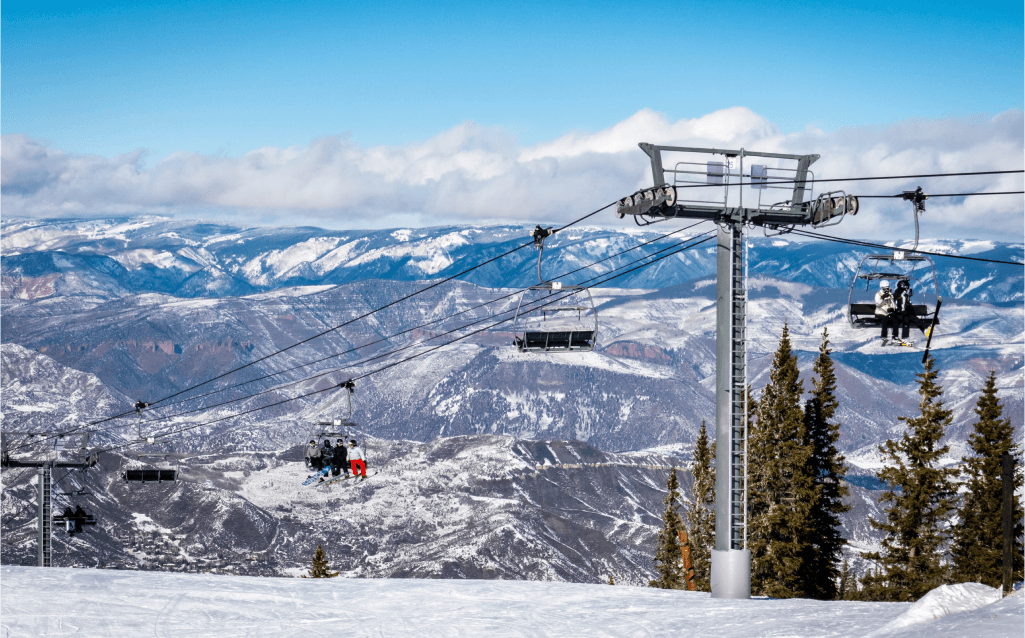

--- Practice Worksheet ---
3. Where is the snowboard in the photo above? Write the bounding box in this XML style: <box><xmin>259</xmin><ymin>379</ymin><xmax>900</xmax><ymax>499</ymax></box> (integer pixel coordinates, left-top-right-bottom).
<box><xmin>302</xmin><ymin>467</ymin><xmax>331</xmax><ymax>486</ymax></box>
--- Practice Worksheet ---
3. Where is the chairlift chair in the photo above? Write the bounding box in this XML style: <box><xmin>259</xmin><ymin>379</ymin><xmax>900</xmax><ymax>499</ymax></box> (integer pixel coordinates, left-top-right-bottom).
<box><xmin>846</xmin><ymin>251</ymin><xmax>942</xmax><ymax>333</ymax></box>
<box><xmin>304</xmin><ymin>419</ymin><xmax>361</xmax><ymax>470</ymax></box>
<box><xmin>121</xmin><ymin>452</ymin><xmax>179</xmax><ymax>484</ymax></box>
<box><xmin>120</xmin><ymin>401</ymin><xmax>180</xmax><ymax>484</ymax></box>
<box><xmin>303</xmin><ymin>379</ymin><xmax>367</xmax><ymax>470</ymax></box>
<box><xmin>847</xmin><ymin>187</ymin><xmax>945</xmax><ymax>362</ymax></box>
<box><xmin>53</xmin><ymin>506</ymin><xmax>97</xmax><ymax>535</ymax></box>
<box><xmin>513</xmin><ymin>226</ymin><xmax>598</xmax><ymax>353</ymax></box>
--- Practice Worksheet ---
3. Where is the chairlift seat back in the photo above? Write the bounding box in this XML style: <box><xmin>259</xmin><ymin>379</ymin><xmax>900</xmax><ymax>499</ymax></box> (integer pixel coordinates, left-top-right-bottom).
<box><xmin>517</xmin><ymin>330</ymin><xmax>595</xmax><ymax>352</ymax></box>
<box><xmin>849</xmin><ymin>304</ymin><xmax>937</xmax><ymax>323</ymax></box>
<box><xmin>123</xmin><ymin>469</ymin><xmax>178</xmax><ymax>483</ymax></box>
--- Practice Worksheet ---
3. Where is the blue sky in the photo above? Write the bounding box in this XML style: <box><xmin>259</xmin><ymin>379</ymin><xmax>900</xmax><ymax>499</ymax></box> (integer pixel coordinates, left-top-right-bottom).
<box><xmin>1</xmin><ymin>0</ymin><xmax>1022</xmax><ymax>238</ymax></box>
<box><xmin>4</xmin><ymin>0</ymin><xmax>1022</xmax><ymax>160</ymax></box>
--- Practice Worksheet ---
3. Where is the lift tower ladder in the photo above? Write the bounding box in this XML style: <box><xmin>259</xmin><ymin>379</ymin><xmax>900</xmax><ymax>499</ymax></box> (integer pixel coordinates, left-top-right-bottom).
<box><xmin>38</xmin><ymin>465</ymin><xmax>52</xmax><ymax>567</ymax></box>
<box><xmin>616</xmin><ymin>144</ymin><xmax>854</xmax><ymax>599</ymax></box>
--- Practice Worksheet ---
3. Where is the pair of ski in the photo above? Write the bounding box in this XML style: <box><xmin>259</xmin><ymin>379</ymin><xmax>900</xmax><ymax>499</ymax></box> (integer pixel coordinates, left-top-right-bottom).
<box><xmin>302</xmin><ymin>468</ymin><xmax>373</xmax><ymax>487</ymax></box>
<box><xmin>883</xmin><ymin>338</ymin><xmax>915</xmax><ymax>348</ymax></box>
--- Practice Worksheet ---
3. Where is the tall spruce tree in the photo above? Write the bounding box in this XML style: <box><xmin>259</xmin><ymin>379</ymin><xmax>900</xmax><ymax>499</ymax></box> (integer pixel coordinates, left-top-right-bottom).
<box><xmin>804</xmin><ymin>328</ymin><xmax>851</xmax><ymax>600</ymax></box>
<box><xmin>951</xmin><ymin>371</ymin><xmax>1024</xmax><ymax>587</ymax></box>
<box><xmin>686</xmin><ymin>421</ymin><xmax>715</xmax><ymax>592</ymax></box>
<box><xmin>302</xmin><ymin>543</ymin><xmax>340</xmax><ymax>578</ymax></box>
<box><xmin>650</xmin><ymin>467</ymin><xmax>687</xmax><ymax>589</ymax></box>
<box><xmin>747</xmin><ymin>323</ymin><xmax>817</xmax><ymax>598</ymax></box>
<box><xmin>862</xmin><ymin>356</ymin><xmax>957</xmax><ymax>601</ymax></box>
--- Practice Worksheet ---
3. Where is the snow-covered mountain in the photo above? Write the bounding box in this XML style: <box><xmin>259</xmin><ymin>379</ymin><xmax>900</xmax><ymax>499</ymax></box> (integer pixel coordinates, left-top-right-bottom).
<box><xmin>2</xmin><ymin>217</ymin><xmax>1022</xmax><ymax>302</ymax></box>
<box><xmin>0</xmin><ymin>345</ymin><xmax>889</xmax><ymax>585</ymax></box>
<box><xmin>2</xmin><ymin>217</ymin><xmax>1022</xmax><ymax>584</ymax></box>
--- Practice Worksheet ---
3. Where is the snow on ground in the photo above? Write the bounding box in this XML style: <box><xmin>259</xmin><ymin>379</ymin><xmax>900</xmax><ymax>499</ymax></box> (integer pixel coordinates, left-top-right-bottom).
<box><xmin>1</xmin><ymin>567</ymin><xmax>1021</xmax><ymax>638</ymax></box>
<box><xmin>870</xmin><ymin>583</ymin><xmax>1003</xmax><ymax>635</ymax></box>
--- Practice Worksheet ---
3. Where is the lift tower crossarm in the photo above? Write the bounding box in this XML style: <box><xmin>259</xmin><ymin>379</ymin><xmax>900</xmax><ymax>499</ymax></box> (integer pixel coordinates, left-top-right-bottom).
<box><xmin>626</xmin><ymin>144</ymin><xmax>833</xmax><ymax>229</ymax></box>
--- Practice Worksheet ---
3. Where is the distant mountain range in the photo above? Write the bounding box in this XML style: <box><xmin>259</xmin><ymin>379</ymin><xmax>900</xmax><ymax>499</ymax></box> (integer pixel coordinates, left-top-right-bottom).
<box><xmin>2</xmin><ymin>218</ymin><xmax>1021</xmax><ymax>455</ymax></box>
<box><xmin>2</xmin><ymin>217</ymin><xmax>1021</xmax><ymax>581</ymax></box>
<box><xmin>1</xmin><ymin>342</ymin><xmax>891</xmax><ymax>583</ymax></box>
<box><xmin>3</xmin><ymin>217</ymin><xmax>1022</xmax><ymax>302</ymax></box>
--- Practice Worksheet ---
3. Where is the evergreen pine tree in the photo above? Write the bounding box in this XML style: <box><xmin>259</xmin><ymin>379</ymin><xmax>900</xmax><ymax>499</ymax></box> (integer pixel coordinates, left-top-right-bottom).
<box><xmin>862</xmin><ymin>357</ymin><xmax>957</xmax><ymax>601</ymax></box>
<box><xmin>686</xmin><ymin>420</ymin><xmax>715</xmax><ymax>592</ymax></box>
<box><xmin>747</xmin><ymin>323</ymin><xmax>817</xmax><ymax>598</ymax></box>
<box><xmin>838</xmin><ymin>555</ymin><xmax>854</xmax><ymax>600</ymax></box>
<box><xmin>649</xmin><ymin>467</ymin><xmax>687</xmax><ymax>589</ymax></box>
<box><xmin>302</xmin><ymin>543</ymin><xmax>340</xmax><ymax>578</ymax></box>
<box><xmin>951</xmin><ymin>371</ymin><xmax>1024</xmax><ymax>586</ymax></box>
<box><xmin>804</xmin><ymin>328</ymin><xmax>851</xmax><ymax>600</ymax></box>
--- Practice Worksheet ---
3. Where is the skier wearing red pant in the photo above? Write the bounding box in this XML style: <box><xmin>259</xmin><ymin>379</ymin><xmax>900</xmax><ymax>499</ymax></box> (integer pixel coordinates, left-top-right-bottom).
<box><xmin>348</xmin><ymin>440</ymin><xmax>366</xmax><ymax>480</ymax></box>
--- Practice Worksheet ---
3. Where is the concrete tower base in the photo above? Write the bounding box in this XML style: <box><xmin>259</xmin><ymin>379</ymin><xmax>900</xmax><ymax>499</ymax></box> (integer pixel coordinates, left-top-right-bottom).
<box><xmin>710</xmin><ymin>549</ymin><xmax>751</xmax><ymax>599</ymax></box>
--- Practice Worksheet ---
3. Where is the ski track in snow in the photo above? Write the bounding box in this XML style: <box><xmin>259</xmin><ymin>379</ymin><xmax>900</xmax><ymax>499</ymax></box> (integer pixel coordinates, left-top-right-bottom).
<box><xmin>2</xmin><ymin>567</ymin><xmax>1020</xmax><ymax>638</ymax></box>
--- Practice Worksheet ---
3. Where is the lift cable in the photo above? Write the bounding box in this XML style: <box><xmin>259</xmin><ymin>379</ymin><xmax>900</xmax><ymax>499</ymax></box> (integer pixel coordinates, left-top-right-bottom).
<box><xmin>84</xmin><ymin>200</ymin><xmax>620</xmax><ymax>427</ymax></box>
<box><xmin>87</xmin><ymin>232</ymin><xmax>717</xmax><ymax>455</ymax></box>
<box><xmin>10</xmin><ymin>222</ymin><xmax>709</xmax><ymax>454</ymax></box>
<box><xmin>137</xmin><ymin>220</ymin><xmax>709</xmax><ymax>416</ymax></box>
<box><xmin>75</xmin><ymin>168</ymin><xmax>1025</xmax><ymax>428</ymax></box>
<box><xmin>788</xmin><ymin>229</ymin><xmax>1024</xmax><ymax>267</ymax></box>
<box><xmin>127</xmin><ymin>225</ymin><xmax>714</xmax><ymax>428</ymax></box>
<box><xmin>664</xmin><ymin>169</ymin><xmax>1023</xmax><ymax>192</ymax></box>
<box><xmin>852</xmin><ymin>190</ymin><xmax>1023</xmax><ymax>198</ymax></box>
<box><xmin>82</xmin><ymin>227</ymin><xmax>713</xmax><ymax>443</ymax></box>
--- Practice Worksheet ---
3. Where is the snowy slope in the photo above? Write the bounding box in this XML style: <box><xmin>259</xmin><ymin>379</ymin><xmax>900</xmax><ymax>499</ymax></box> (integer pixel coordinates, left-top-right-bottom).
<box><xmin>2</xmin><ymin>567</ymin><xmax>1021</xmax><ymax>638</ymax></box>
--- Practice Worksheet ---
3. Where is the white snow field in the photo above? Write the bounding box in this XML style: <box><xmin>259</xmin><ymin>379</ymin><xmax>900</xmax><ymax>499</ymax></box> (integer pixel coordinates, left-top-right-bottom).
<box><xmin>1</xmin><ymin>567</ymin><xmax>1021</xmax><ymax>638</ymax></box>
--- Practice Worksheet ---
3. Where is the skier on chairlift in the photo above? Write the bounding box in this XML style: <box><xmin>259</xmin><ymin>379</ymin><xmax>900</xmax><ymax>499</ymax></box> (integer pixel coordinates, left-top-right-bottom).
<box><xmin>72</xmin><ymin>505</ymin><xmax>88</xmax><ymax>534</ymax></box>
<box><xmin>893</xmin><ymin>279</ymin><xmax>915</xmax><ymax>346</ymax></box>
<box><xmin>305</xmin><ymin>439</ymin><xmax>322</xmax><ymax>470</ymax></box>
<box><xmin>332</xmin><ymin>439</ymin><xmax>349</xmax><ymax>478</ymax></box>
<box><xmin>875</xmin><ymin>280</ymin><xmax>897</xmax><ymax>346</ymax></box>
<box><xmin>348</xmin><ymin>440</ymin><xmax>367</xmax><ymax>481</ymax></box>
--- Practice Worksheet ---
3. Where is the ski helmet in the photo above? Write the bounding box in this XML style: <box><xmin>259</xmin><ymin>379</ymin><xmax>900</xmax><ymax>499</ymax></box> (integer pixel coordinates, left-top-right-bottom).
<box><xmin>879</xmin><ymin>280</ymin><xmax>890</xmax><ymax>289</ymax></box>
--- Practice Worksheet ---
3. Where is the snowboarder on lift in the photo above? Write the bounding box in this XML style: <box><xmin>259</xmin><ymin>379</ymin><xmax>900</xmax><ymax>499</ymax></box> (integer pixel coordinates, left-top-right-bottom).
<box><xmin>348</xmin><ymin>440</ymin><xmax>366</xmax><ymax>481</ymax></box>
<box><xmin>332</xmin><ymin>439</ymin><xmax>349</xmax><ymax>478</ymax></box>
<box><xmin>875</xmin><ymin>280</ymin><xmax>897</xmax><ymax>345</ymax></box>
<box><xmin>893</xmin><ymin>279</ymin><xmax>915</xmax><ymax>346</ymax></box>
<box><xmin>72</xmin><ymin>505</ymin><xmax>88</xmax><ymax>534</ymax></box>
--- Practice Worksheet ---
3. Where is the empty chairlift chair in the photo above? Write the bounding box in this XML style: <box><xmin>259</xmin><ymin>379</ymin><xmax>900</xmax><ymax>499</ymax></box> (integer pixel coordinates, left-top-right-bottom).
<box><xmin>513</xmin><ymin>226</ymin><xmax>598</xmax><ymax>353</ymax></box>
<box><xmin>122</xmin><ymin>454</ymin><xmax>179</xmax><ymax>484</ymax></box>
<box><xmin>121</xmin><ymin>403</ymin><xmax>179</xmax><ymax>484</ymax></box>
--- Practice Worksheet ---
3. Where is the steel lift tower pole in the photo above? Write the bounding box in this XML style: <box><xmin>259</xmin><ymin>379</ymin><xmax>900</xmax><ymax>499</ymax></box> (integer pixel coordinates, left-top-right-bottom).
<box><xmin>617</xmin><ymin>144</ymin><xmax>854</xmax><ymax>598</ymax></box>
<box><xmin>37</xmin><ymin>463</ymin><xmax>52</xmax><ymax>567</ymax></box>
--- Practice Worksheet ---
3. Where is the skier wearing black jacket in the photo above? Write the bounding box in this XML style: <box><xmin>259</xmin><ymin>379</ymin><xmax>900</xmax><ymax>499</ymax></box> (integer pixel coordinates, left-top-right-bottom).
<box><xmin>321</xmin><ymin>440</ymin><xmax>334</xmax><ymax>472</ymax></box>
<box><xmin>893</xmin><ymin>279</ymin><xmax>917</xmax><ymax>344</ymax></box>
<box><xmin>332</xmin><ymin>439</ymin><xmax>349</xmax><ymax>478</ymax></box>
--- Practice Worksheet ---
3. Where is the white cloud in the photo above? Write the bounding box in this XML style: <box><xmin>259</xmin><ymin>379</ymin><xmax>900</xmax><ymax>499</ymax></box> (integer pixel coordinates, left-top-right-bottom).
<box><xmin>2</xmin><ymin>108</ymin><xmax>1021</xmax><ymax>239</ymax></box>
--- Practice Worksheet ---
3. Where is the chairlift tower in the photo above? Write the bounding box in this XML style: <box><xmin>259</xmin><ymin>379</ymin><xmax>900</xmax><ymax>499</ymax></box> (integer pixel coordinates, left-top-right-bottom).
<box><xmin>1</xmin><ymin>432</ymin><xmax>97</xmax><ymax>567</ymax></box>
<box><xmin>616</xmin><ymin>144</ymin><xmax>856</xmax><ymax>598</ymax></box>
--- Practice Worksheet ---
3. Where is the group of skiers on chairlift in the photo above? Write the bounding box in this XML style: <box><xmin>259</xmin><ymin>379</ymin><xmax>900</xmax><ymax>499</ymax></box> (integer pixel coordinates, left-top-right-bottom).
<box><xmin>306</xmin><ymin>438</ymin><xmax>367</xmax><ymax>482</ymax></box>
<box><xmin>875</xmin><ymin>279</ymin><xmax>917</xmax><ymax>347</ymax></box>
